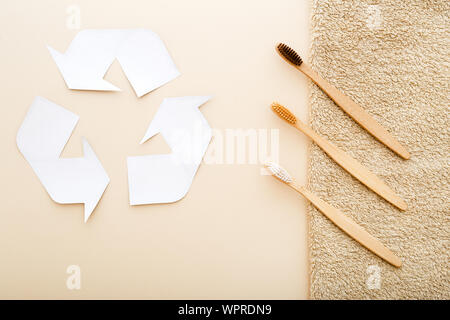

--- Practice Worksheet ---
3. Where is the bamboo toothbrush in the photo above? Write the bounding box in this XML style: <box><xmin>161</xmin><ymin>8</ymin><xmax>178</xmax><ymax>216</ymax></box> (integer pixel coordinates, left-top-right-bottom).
<box><xmin>276</xmin><ymin>43</ymin><xmax>410</xmax><ymax>160</ymax></box>
<box><xmin>272</xmin><ymin>102</ymin><xmax>407</xmax><ymax>211</ymax></box>
<box><xmin>265</xmin><ymin>161</ymin><xmax>402</xmax><ymax>267</ymax></box>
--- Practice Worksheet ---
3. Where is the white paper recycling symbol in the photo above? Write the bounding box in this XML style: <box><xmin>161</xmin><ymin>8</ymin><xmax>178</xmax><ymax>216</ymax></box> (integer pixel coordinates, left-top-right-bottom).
<box><xmin>17</xmin><ymin>29</ymin><xmax>212</xmax><ymax>222</ymax></box>
<box><xmin>127</xmin><ymin>96</ymin><xmax>212</xmax><ymax>205</ymax></box>
<box><xmin>17</xmin><ymin>97</ymin><xmax>110</xmax><ymax>222</ymax></box>
<box><xmin>48</xmin><ymin>29</ymin><xmax>180</xmax><ymax>97</ymax></box>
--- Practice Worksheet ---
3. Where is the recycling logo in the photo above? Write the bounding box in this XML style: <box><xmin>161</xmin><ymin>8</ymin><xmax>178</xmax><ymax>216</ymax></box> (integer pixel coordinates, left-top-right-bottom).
<box><xmin>17</xmin><ymin>29</ymin><xmax>211</xmax><ymax>222</ymax></box>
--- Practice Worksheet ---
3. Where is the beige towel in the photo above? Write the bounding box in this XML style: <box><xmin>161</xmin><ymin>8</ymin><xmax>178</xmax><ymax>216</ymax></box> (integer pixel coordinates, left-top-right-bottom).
<box><xmin>308</xmin><ymin>0</ymin><xmax>449</xmax><ymax>299</ymax></box>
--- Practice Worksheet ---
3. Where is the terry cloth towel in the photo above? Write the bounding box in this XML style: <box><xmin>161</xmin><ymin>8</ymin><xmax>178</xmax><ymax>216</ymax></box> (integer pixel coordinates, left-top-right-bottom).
<box><xmin>308</xmin><ymin>0</ymin><xmax>449</xmax><ymax>299</ymax></box>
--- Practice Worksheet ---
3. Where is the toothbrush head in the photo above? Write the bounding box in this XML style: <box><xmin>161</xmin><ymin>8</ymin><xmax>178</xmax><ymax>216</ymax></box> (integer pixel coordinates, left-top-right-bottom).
<box><xmin>276</xmin><ymin>43</ymin><xmax>303</xmax><ymax>66</ymax></box>
<box><xmin>271</xmin><ymin>102</ymin><xmax>297</xmax><ymax>125</ymax></box>
<box><xmin>264</xmin><ymin>161</ymin><xmax>293</xmax><ymax>184</ymax></box>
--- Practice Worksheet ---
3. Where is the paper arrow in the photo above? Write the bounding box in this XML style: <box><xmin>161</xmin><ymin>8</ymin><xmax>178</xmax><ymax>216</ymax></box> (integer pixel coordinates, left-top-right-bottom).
<box><xmin>17</xmin><ymin>96</ymin><xmax>110</xmax><ymax>222</ymax></box>
<box><xmin>127</xmin><ymin>96</ymin><xmax>212</xmax><ymax>205</ymax></box>
<box><xmin>48</xmin><ymin>29</ymin><xmax>180</xmax><ymax>97</ymax></box>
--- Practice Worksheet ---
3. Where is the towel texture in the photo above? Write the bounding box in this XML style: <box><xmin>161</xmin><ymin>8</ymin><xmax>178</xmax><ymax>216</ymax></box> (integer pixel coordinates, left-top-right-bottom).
<box><xmin>308</xmin><ymin>0</ymin><xmax>449</xmax><ymax>299</ymax></box>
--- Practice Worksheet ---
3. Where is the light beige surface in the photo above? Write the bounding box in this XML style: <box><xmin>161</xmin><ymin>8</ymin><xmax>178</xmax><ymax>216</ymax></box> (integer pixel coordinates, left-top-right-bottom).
<box><xmin>308</xmin><ymin>0</ymin><xmax>449</xmax><ymax>299</ymax></box>
<box><xmin>0</xmin><ymin>0</ymin><xmax>311</xmax><ymax>299</ymax></box>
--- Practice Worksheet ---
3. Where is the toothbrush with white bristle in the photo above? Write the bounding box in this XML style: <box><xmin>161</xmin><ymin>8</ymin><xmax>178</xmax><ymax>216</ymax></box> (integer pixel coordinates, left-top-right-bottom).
<box><xmin>265</xmin><ymin>161</ymin><xmax>402</xmax><ymax>268</ymax></box>
<box><xmin>271</xmin><ymin>102</ymin><xmax>407</xmax><ymax>211</ymax></box>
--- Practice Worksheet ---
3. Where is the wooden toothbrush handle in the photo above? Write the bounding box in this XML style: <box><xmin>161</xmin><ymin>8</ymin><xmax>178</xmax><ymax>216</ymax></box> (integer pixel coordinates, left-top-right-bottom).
<box><xmin>295</xmin><ymin>120</ymin><xmax>407</xmax><ymax>211</ymax></box>
<box><xmin>294</xmin><ymin>183</ymin><xmax>402</xmax><ymax>267</ymax></box>
<box><xmin>298</xmin><ymin>63</ymin><xmax>410</xmax><ymax>160</ymax></box>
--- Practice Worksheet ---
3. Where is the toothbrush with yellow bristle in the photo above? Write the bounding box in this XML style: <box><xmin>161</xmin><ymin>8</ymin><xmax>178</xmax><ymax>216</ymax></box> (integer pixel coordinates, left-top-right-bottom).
<box><xmin>271</xmin><ymin>102</ymin><xmax>407</xmax><ymax>211</ymax></box>
<box><xmin>276</xmin><ymin>43</ymin><xmax>410</xmax><ymax>160</ymax></box>
<box><xmin>265</xmin><ymin>161</ymin><xmax>402</xmax><ymax>267</ymax></box>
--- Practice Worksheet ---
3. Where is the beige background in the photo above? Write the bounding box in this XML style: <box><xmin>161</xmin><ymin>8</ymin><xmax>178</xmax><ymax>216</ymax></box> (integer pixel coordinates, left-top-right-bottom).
<box><xmin>0</xmin><ymin>0</ymin><xmax>311</xmax><ymax>299</ymax></box>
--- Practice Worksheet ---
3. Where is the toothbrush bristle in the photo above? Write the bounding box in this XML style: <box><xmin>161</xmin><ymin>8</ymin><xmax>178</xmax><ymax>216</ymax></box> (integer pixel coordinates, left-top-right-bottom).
<box><xmin>271</xmin><ymin>102</ymin><xmax>297</xmax><ymax>125</ymax></box>
<box><xmin>265</xmin><ymin>162</ymin><xmax>292</xmax><ymax>184</ymax></box>
<box><xmin>277</xmin><ymin>43</ymin><xmax>303</xmax><ymax>66</ymax></box>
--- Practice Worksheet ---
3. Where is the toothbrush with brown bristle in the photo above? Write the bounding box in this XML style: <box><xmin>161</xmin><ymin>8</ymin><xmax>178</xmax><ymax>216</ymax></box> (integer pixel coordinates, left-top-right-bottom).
<box><xmin>276</xmin><ymin>43</ymin><xmax>410</xmax><ymax>160</ymax></box>
<box><xmin>271</xmin><ymin>102</ymin><xmax>407</xmax><ymax>211</ymax></box>
<box><xmin>265</xmin><ymin>161</ymin><xmax>402</xmax><ymax>268</ymax></box>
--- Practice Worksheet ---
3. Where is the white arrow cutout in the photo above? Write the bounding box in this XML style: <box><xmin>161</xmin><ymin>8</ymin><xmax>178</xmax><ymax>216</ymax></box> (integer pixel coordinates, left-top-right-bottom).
<box><xmin>48</xmin><ymin>29</ymin><xmax>180</xmax><ymax>97</ymax></box>
<box><xmin>17</xmin><ymin>97</ymin><xmax>110</xmax><ymax>222</ymax></box>
<box><xmin>127</xmin><ymin>96</ymin><xmax>211</xmax><ymax>205</ymax></box>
